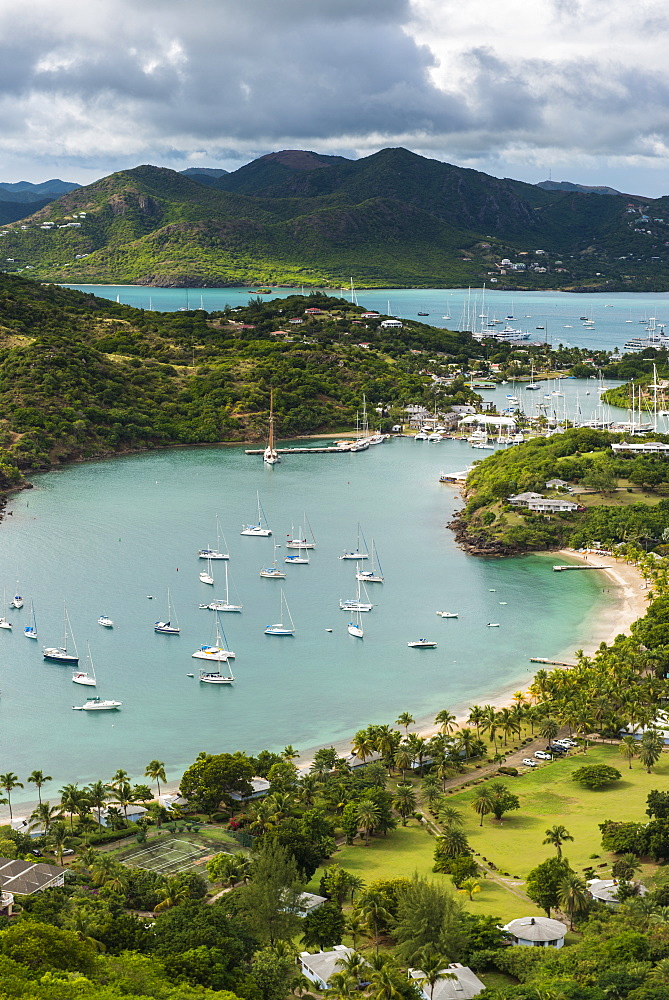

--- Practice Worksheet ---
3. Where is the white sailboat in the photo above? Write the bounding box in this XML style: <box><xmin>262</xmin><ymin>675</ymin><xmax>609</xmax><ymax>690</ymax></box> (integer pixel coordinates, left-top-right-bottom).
<box><xmin>263</xmin><ymin>389</ymin><xmax>280</xmax><ymax>465</ymax></box>
<box><xmin>265</xmin><ymin>589</ymin><xmax>295</xmax><ymax>635</ymax></box>
<box><xmin>154</xmin><ymin>589</ymin><xmax>181</xmax><ymax>633</ymax></box>
<box><xmin>525</xmin><ymin>362</ymin><xmax>540</xmax><ymax>390</ymax></box>
<box><xmin>286</xmin><ymin>514</ymin><xmax>316</xmax><ymax>549</ymax></box>
<box><xmin>210</xmin><ymin>563</ymin><xmax>243</xmax><ymax>612</ymax></box>
<box><xmin>0</xmin><ymin>588</ymin><xmax>12</xmax><ymax>629</ymax></box>
<box><xmin>284</xmin><ymin>545</ymin><xmax>309</xmax><ymax>565</ymax></box>
<box><xmin>199</xmin><ymin>557</ymin><xmax>215</xmax><ymax>585</ymax></box>
<box><xmin>241</xmin><ymin>491</ymin><xmax>272</xmax><ymax>536</ymax></box>
<box><xmin>260</xmin><ymin>543</ymin><xmax>286</xmax><ymax>578</ymax></box>
<box><xmin>347</xmin><ymin>606</ymin><xmax>364</xmax><ymax>638</ymax></box>
<box><xmin>356</xmin><ymin>539</ymin><xmax>384</xmax><ymax>583</ymax></box>
<box><xmin>24</xmin><ymin>599</ymin><xmax>38</xmax><ymax>639</ymax></box>
<box><xmin>198</xmin><ymin>515</ymin><xmax>229</xmax><ymax>560</ymax></box>
<box><xmin>192</xmin><ymin>611</ymin><xmax>235</xmax><ymax>661</ymax></box>
<box><xmin>72</xmin><ymin>642</ymin><xmax>97</xmax><ymax>686</ymax></box>
<box><xmin>340</xmin><ymin>577</ymin><xmax>373</xmax><ymax>612</ymax></box>
<box><xmin>43</xmin><ymin>605</ymin><xmax>79</xmax><ymax>664</ymax></box>
<box><xmin>339</xmin><ymin>523</ymin><xmax>369</xmax><ymax>560</ymax></box>
<box><xmin>11</xmin><ymin>582</ymin><xmax>23</xmax><ymax>609</ymax></box>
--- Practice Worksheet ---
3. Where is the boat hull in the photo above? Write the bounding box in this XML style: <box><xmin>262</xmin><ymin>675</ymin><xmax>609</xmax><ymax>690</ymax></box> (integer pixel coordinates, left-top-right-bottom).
<box><xmin>43</xmin><ymin>648</ymin><xmax>79</xmax><ymax>664</ymax></box>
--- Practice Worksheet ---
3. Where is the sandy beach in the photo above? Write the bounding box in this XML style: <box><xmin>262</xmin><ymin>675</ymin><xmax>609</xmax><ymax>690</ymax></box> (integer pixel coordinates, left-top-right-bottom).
<box><xmin>0</xmin><ymin>548</ymin><xmax>650</xmax><ymax>822</ymax></box>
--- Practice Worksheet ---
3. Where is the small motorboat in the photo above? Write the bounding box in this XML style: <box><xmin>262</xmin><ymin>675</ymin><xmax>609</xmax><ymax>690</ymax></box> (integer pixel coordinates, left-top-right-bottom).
<box><xmin>487</xmin><ymin>623</ymin><xmax>500</xmax><ymax>628</ymax></box>
<box><xmin>436</xmin><ymin>611</ymin><xmax>458</xmax><ymax>618</ymax></box>
<box><xmin>0</xmin><ymin>618</ymin><xmax>12</xmax><ymax>630</ymax></box>
<box><xmin>408</xmin><ymin>639</ymin><xmax>437</xmax><ymax>648</ymax></box>
<box><xmin>98</xmin><ymin>616</ymin><xmax>114</xmax><ymax>627</ymax></box>
<box><xmin>73</xmin><ymin>697</ymin><xmax>122</xmax><ymax>711</ymax></box>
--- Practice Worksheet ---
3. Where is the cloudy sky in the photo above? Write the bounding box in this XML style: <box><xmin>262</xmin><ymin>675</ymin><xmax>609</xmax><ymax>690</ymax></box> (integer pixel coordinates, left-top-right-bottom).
<box><xmin>2</xmin><ymin>0</ymin><xmax>669</xmax><ymax>195</ymax></box>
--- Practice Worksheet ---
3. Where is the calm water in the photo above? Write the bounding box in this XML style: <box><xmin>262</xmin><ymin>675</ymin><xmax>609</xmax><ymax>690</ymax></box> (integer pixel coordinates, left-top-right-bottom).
<box><xmin>66</xmin><ymin>284</ymin><xmax>669</xmax><ymax>352</ymax></box>
<box><xmin>0</xmin><ymin>437</ymin><xmax>608</xmax><ymax>808</ymax></box>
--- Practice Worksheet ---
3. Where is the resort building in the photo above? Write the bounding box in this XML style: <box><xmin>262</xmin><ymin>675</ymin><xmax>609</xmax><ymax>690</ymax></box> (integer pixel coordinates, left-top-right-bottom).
<box><xmin>526</xmin><ymin>497</ymin><xmax>580</xmax><ymax>513</ymax></box>
<box><xmin>587</xmin><ymin>878</ymin><xmax>649</xmax><ymax>907</ymax></box>
<box><xmin>0</xmin><ymin>858</ymin><xmax>67</xmax><ymax>915</ymax></box>
<box><xmin>229</xmin><ymin>777</ymin><xmax>271</xmax><ymax>802</ymax></box>
<box><xmin>507</xmin><ymin>491</ymin><xmax>545</xmax><ymax>507</ymax></box>
<box><xmin>503</xmin><ymin>916</ymin><xmax>566</xmax><ymax>948</ymax></box>
<box><xmin>408</xmin><ymin>963</ymin><xmax>485</xmax><ymax>999</ymax></box>
<box><xmin>380</xmin><ymin>319</ymin><xmax>403</xmax><ymax>329</ymax></box>
<box><xmin>611</xmin><ymin>441</ymin><xmax>669</xmax><ymax>454</ymax></box>
<box><xmin>299</xmin><ymin>946</ymin><xmax>364</xmax><ymax>989</ymax></box>
<box><xmin>546</xmin><ymin>478</ymin><xmax>572</xmax><ymax>490</ymax></box>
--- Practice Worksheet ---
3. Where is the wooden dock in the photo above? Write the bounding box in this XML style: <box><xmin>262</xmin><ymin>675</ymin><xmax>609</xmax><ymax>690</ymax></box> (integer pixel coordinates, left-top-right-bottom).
<box><xmin>245</xmin><ymin>445</ymin><xmax>347</xmax><ymax>455</ymax></box>
<box><xmin>530</xmin><ymin>657</ymin><xmax>578</xmax><ymax>667</ymax></box>
<box><xmin>553</xmin><ymin>564</ymin><xmax>609</xmax><ymax>572</ymax></box>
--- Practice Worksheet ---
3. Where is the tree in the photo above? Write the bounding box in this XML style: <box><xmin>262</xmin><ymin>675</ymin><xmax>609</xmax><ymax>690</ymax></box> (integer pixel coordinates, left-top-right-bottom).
<box><xmin>647</xmin><ymin>789</ymin><xmax>669</xmax><ymax>819</ymax></box>
<box><xmin>434</xmin><ymin>827</ymin><xmax>469</xmax><ymax>867</ymax></box>
<box><xmin>612</xmin><ymin>853</ymin><xmax>642</xmax><ymax>880</ymax></box>
<box><xmin>86</xmin><ymin>779</ymin><xmax>111</xmax><ymax>824</ymax></box>
<box><xmin>395</xmin><ymin>712</ymin><xmax>415</xmax><ymax>733</ymax></box>
<box><xmin>435</xmin><ymin>710</ymin><xmax>457</xmax><ymax>735</ymax></box>
<box><xmin>29</xmin><ymin>800</ymin><xmax>63</xmax><ymax>834</ymax></box>
<box><xmin>251</xmin><ymin>947</ymin><xmax>300</xmax><ymax>1000</ymax></box>
<box><xmin>393</xmin><ymin>874</ymin><xmax>468</xmax><ymax>964</ymax></box>
<box><xmin>394</xmin><ymin>745</ymin><xmax>414</xmax><ymax>781</ymax></box>
<box><xmin>58</xmin><ymin>782</ymin><xmax>90</xmax><ymax>830</ymax></box>
<box><xmin>240</xmin><ymin>841</ymin><xmax>306</xmax><ymax>946</ymax></box>
<box><xmin>27</xmin><ymin>769</ymin><xmax>52</xmax><ymax>805</ymax></box>
<box><xmin>0</xmin><ymin>771</ymin><xmax>24</xmax><ymax>820</ymax></box>
<box><xmin>356</xmin><ymin>890</ymin><xmax>392</xmax><ymax>954</ymax></box>
<box><xmin>154</xmin><ymin>875</ymin><xmax>191</xmax><ymax>913</ymax></box>
<box><xmin>572</xmin><ymin>764</ymin><xmax>622</xmax><ymax>788</ymax></box>
<box><xmin>301</xmin><ymin>901</ymin><xmax>345</xmax><ymax>949</ymax></box>
<box><xmin>180</xmin><ymin>751</ymin><xmax>254</xmax><ymax>815</ymax></box>
<box><xmin>144</xmin><ymin>759</ymin><xmax>167</xmax><ymax>797</ymax></box>
<box><xmin>356</xmin><ymin>798</ymin><xmax>381</xmax><ymax>845</ymax></box>
<box><xmin>619</xmin><ymin>734</ymin><xmax>639</xmax><ymax>769</ymax></box>
<box><xmin>543</xmin><ymin>824</ymin><xmax>574</xmax><ymax>859</ymax></box>
<box><xmin>392</xmin><ymin>783</ymin><xmax>417</xmax><ymax>825</ymax></box>
<box><xmin>471</xmin><ymin>786</ymin><xmax>494</xmax><ymax>827</ymax></box>
<box><xmin>487</xmin><ymin>781</ymin><xmax>520</xmax><ymax>822</ymax></box>
<box><xmin>539</xmin><ymin>718</ymin><xmax>560</xmax><ymax>742</ymax></box>
<box><xmin>557</xmin><ymin>872</ymin><xmax>589</xmax><ymax>930</ymax></box>
<box><xmin>639</xmin><ymin>730</ymin><xmax>664</xmax><ymax>773</ymax></box>
<box><xmin>351</xmin><ymin>729</ymin><xmax>375</xmax><ymax>762</ymax></box>
<box><xmin>416</xmin><ymin>952</ymin><xmax>457</xmax><ymax>1000</ymax></box>
<box><xmin>47</xmin><ymin>821</ymin><xmax>72</xmax><ymax>865</ymax></box>
<box><xmin>457</xmin><ymin>878</ymin><xmax>481</xmax><ymax>902</ymax></box>
<box><xmin>526</xmin><ymin>857</ymin><xmax>572</xmax><ymax>917</ymax></box>
<box><xmin>1</xmin><ymin>919</ymin><xmax>97</xmax><ymax>974</ymax></box>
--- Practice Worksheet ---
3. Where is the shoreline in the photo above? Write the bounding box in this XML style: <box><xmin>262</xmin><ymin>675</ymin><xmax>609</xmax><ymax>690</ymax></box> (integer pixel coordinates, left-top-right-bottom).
<box><xmin>0</xmin><ymin>549</ymin><xmax>648</xmax><ymax>823</ymax></box>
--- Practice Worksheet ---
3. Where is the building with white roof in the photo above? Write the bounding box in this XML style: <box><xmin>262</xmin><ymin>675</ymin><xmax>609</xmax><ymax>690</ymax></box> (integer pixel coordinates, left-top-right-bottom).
<box><xmin>587</xmin><ymin>878</ymin><xmax>649</xmax><ymax>906</ymax></box>
<box><xmin>298</xmin><ymin>946</ymin><xmax>362</xmax><ymax>988</ymax></box>
<box><xmin>408</xmin><ymin>963</ymin><xmax>485</xmax><ymax>999</ymax></box>
<box><xmin>503</xmin><ymin>916</ymin><xmax>567</xmax><ymax>948</ymax></box>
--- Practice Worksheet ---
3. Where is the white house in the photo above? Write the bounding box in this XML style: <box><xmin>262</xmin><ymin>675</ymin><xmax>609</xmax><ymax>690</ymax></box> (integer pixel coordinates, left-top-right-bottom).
<box><xmin>299</xmin><ymin>946</ymin><xmax>362</xmax><ymax>988</ymax></box>
<box><xmin>0</xmin><ymin>858</ymin><xmax>67</xmax><ymax>915</ymax></box>
<box><xmin>587</xmin><ymin>878</ymin><xmax>649</xmax><ymax>907</ymax></box>
<box><xmin>546</xmin><ymin>478</ymin><xmax>571</xmax><ymax>490</ymax></box>
<box><xmin>99</xmin><ymin>804</ymin><xmax>148</xmax><ymax>826</ymax></box>
<box><xmin>503</xmin><ymin>916</ymin><xmax>567</xmax><ymax>948</ymax></box>
<box><xmin>526</xmin><ymin>498</ymin><xmax>579</xmax><ymax>513</ymax></box>
<box><xmin>611</xmin><ymin>441</ymin><xmax>669</xmax><ymax>455</ymax></box>
<box><xmin>295</xmin><ymin>892</ymin><xmax>327</xmax><ymax>916</ymax></box>
<box><xmin>229</xmin><ymin>777</ymin><xmax>271</xmax><ymax>802</ymax></box>
<box><xmin>507</xmin><ymin>491</ymin><xmax>545</xmax><ymax>507</ymax></box>
<box><xmin>408</xmin><ymin>963</ymin><xmax>485</xmax><ymax>1000</ymax></box>
<box><xmin>380</xmin><ymin>319</ymin><xmax>403</xmax><ymax>329</ymax></box>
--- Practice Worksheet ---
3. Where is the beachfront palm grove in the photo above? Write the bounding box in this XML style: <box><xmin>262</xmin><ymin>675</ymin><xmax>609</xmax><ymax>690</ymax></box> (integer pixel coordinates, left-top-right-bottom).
<box><xmin>0</xmin><ymin>544</ymin><xmax>669</xmax><ymax>998</ymax></box>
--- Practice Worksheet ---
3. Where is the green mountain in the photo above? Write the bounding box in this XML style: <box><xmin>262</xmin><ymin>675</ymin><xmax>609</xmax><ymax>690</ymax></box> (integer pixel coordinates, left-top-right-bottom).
<box><xmin>3</xmin><ymin>149</ymin><xmax>669</xmax><ymax>289</ymax></box>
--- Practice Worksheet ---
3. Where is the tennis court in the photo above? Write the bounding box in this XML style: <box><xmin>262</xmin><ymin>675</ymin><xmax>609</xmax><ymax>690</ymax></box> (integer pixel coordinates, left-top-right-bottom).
<box><xmin>119</xmin><ymin>837</ymin><xmax>221</xmax><ymax>876</ymax></box>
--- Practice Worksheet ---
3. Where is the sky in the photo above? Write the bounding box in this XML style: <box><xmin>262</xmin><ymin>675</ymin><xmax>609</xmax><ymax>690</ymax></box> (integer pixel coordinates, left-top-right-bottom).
<box><xmin>2</xmin><ymin>0</ymin><xmax>669</xmax><ymax>196</ymax></box>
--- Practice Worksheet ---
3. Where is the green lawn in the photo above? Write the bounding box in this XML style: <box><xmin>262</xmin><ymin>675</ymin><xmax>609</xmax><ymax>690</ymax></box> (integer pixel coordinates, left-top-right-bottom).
<box><xmin>445</xmin><ymin>744</ymin><xmax>669</xmax><ymax>879</ymax></box>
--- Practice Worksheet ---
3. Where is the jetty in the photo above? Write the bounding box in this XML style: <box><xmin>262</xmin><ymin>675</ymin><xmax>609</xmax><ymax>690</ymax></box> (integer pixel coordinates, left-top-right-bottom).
<box><xmin>553</xmin><ymin>564</ymin><xmax>610</xmax><ymax>572</ymax></box>
<box><xmin>530</xmin><ymin>657</ymin><xmax>578</xmax><ymax>667</ymax></box>
<box><xmin>245</xmin><ymin>445</ymin><xmax>349</xmax><ymax>455</ymax></box>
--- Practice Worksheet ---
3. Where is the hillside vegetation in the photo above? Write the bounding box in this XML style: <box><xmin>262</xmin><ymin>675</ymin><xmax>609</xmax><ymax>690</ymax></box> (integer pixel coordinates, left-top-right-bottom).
<box><xmin>3</xmin><ymin>148</ymin><xmax>669</xmax><ymax>289</ymax></box>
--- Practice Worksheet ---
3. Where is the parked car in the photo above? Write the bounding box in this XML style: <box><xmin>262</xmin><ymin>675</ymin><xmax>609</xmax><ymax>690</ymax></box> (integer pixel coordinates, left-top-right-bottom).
<box><xmin>62</xmin><ymin>848</ymin><xmax>75</xmax><ymax>856</ymax></box>
<box><xmin>30</xmin><ymin>849</ymin><xmax>43</xmax><ymax>857</ymax></box>
<box><xmin>546</xmin><ymin>744</ymin><xmax>567</xmax><ymax>755</ymax></box>
<box><xmin>556</xmin><ymin>738</ymin><xmax>578</xmax><ymax>747</ymax></box>
<box><xmin>534</xmin><ymin>750</ymin><xmax>552</xmax><ymax>760</ymax></box>
<box><xmin>522</xmin><ymin>758</ymin><xmax>538</xmax><ymax>767</ymax></box>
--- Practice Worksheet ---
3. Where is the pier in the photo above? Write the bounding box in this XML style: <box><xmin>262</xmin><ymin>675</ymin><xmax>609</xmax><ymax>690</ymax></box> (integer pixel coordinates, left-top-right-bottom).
<box><xmin>245</xmin><ymin>445</ymin><xmax>349</xmax><ymax>455</ymax></box>
<box><xmin>553</xmin><ymin>564</ymin><xmax>610</xmax><ymax>572</ymax></box>
<box><xmin>530</xmin><ymin>657</ymin><xmax>578</xmax><ymax>667</ymax></box>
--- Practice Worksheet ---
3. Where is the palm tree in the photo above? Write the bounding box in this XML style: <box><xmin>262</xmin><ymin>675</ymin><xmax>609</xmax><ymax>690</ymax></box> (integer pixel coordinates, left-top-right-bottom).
<box><xmin>395</xmin><ymin>712</ymin><xmax>415</xmax><ymax>733</ymax></box>
<box><xmin>539</xmin><ymin>718</ymin><xmax>560</xmax><ymax>743</ymax></box>
<box><xmin>351</xmin><ymin>729</ymin><xmax>374</xmax><ymax>762</ymax></box>
<box><xmin>154</xmin><ymin>875</ymin><xmax>190</xmax><ymax>912</ymax></box>
<box><xmin>457</xmin><ymin>878</ymin><xmax>481</xmax><ymax>902</ymax></box>
<box><xmin>356</xmin><ymin>798</ymin><xmax>381</xmax><ymax>845</ymax></box>
<box><xmin>467</xmin><ymin>705</ymin><xmax>485</xmax><ymax>736</ymax></box>
<box><xmin>335</xmin><ymin>950</ymin><xmax>368</xmax><ymax>982</ymax></box>
<box><xmin>394</xmin><ymin>745</ymin><xmax>414</xmax><ymax>781</ymax></box>
<box><xmin>0</xmin><ymin>772</ymin><xmax>24</xmax><ymax>821</ymax></box>
<box><xmin>109</xmin><ymin>769</ymin><xmax>130</xmax><ymax>794</ymax></box>
<box><xmin>282</xmin><ymin>744</ymin><xmax>299</xmax><ymax>760</ymax></box>
<box><xmin>29</xmin><ymin>800</ymin><xmax>63</xmax><ymax>834</ymax></box>
<box><xmin>421</xmin><ymin>774</ymin><xmax>442</xmax><ymax>809</ymax></box>
<box><xmin>543</xmin><ymin>825</ymin><xmax>574</xmax><ymax>859</ymax></box>
<box><xmin>59</xmin><ymin>783</ymin><xmax>89</xmax><ymax>831</ymax></box>
<box><xmin>144</xmin><ymin>760</ymin><xmax>167</xmax><ymax>798</ymax></box>
<box><xmin>647</xmin><ymin>958</ymin><xmax>669</xmax><ymax>985</ymax></box>
<box><xmin>471</xmin><ymin>786</ymin><xmax>494</xmax><ymax>827</ymax></box>
<box><xmin>298</xmin><ymin>773</ymin><xmax>320</xmax><ymax>807</ymax></box>
<box><xmin>416</xmin><ymin>952</ymin><xmax>456</xmax><ymax>999</ymax></box>
<box><xmin>27</xmin><ymin>770</ymin><xmax>52</xmax><ymax>806</ymax></box>
<box><xmin>356</xmin><ymin>891</ymin><xmax>392</xmax><ymax>954</ymax></box>
<box><xmin>618</xmin><ymin>734</ymin><xmax>639</xmax><ymax>769</ymax></box>
<box><xmin>345</xmin><ymin>909</ymin><xmax>365</xmax><ymax>949</ymax></box>
<box><xmin>557</xmin><ymin>872</ymin><xmax>588</xmax><ymax>930</ymax></box>
<box><xmin>435</xmin><ymin>710</ymin><xmax>457</xmax><ymax>735</ymax></box>
<box><xmin>612</xmin><ymin>853</ymin><xmax>642</xmax><ymax>881</ymax></box>
<box><xmin>366</xmin><ymin>963</ymin><xmax>404</xmax><ymax>1000</ymax></box>
<box><xmin>115</xmin><ymin>781</ymin><xmax>135</xmax><ymax>822</ymax></box>
<box><xmin>435</xmin><ymin>827</ymin><xmax>469</xmax><ymax>859</ymax></box>
<box><xmin>639</xmin><ymin>730</ymin><xmax>664</xmax><ymax>773</ymax></box>
<box><xmin>90</xmin><ymin>854</ymin><xmax>128</xmax><ymax>893</ymax></box>
<box><xmin>327</xmin><ymin>971</ymin><xmax>358</xmax><ymax>999</ymax></box>
<box><xmin>86</xmin><ymin>780</ymin><xmax>111</xmax><ymax>825</ymax></box>
<box><xmin>392</xmin><ymin>783</ymin><xmax>417</xmax><ymax>825</ymax></box>
<box><xmin>454</xmin><ymin>728</ymin><xmax>477</xmax><ymax>760</ymax></box>
<box><xmin>405</xmin><ymin>734</ymin><xmax>428</xmax><ymax>774</ymax></box>
<box><xmin>47</xmin><ymin>821</ymin><xmax>72</xmax><ymax>865</ymax></box>
<box><xmin>438</xmin><ymin>804</ymin><xmax>464</xmax><ymax>828</ymax></box>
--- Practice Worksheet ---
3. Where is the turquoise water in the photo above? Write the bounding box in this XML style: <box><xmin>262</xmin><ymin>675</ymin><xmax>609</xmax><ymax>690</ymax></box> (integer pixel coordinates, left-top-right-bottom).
<box><xmin>66</xmin><ymin>284</ymin><xmax>669</xmax><ymax>352</ymax></box>
<box><xmin>0</xmin><ymin>437</ymin><xmax>608</xmax><ymax>806</ymax></box>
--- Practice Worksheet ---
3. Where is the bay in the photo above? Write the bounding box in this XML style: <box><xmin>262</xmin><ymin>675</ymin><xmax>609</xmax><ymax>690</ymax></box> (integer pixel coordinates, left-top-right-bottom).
<box><xmin>0</xmin><ymin>435</ymin><xmax>609</xmax><ymax>809</ymax></box>
<box><xmin>66</xmin><ymin>284</ymin><xmax>669</xmax><ymax>352</ymax></box>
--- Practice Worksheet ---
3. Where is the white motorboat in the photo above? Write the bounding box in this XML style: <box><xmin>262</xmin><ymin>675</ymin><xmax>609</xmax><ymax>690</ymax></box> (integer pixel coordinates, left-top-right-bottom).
<box><xmin>192</xmin><ymin>611</ymin><xmax>235</xmax><ymax>660</ymax></box>
<box><xmin>356</xmin><ymin>539</ymin><xmax>384</xmax><ymax>583</ymax></box>
<box><xmin>24</xmin><ymin>600</ymin><xmax>38</xmax><ymax>639</ymax></box>
<box><xmin>263</xmin><ymin>389</ymin><xmax>280</xmax><ymax>465</ymax></box>
<box><xmin>487</xmin><ymin>622</ymin><xmax>500</xmax><ymax>627</ymax></box>
<box><xmin>72</xmin><ymin>641</ymin><xmax>97</xmax><ymax>686</ymax></box>
<box><xmin>98</xmin><ymin>616</ymin><xmax>114</xmax><ymax>627</ymax></box>
<box><xmin>427</xmin><ymin>432</ymin><xmax>443</xmax><ymax>442</ymax></box>
<box><xmin>198</xmin><ymin>515</ymin><xmax>229</xmax><ymax>560</ymax></box>
<box><xmin>11</xmin><ymin>591</ymin><xmax>23</xmax><ymax>610</ymax></box>
<box><xmin>241</xmin><ymin>490</ymin><xmax>272</xmax><ymax>536</ymax></box>
<box><xmin>414</xmin><ymin>431</ymin><xmax>428</xmax><ymax>440</ymax></box>
<box><xmin>73</xmin><ymin>697</ymin><xmax>121</xmax><ymax>711</ymax></box>
<box><xmin>265</xmin><ymin>589</ymin><xmax>295</xmax><ymax>635</ymax></box>
<box><xmin>408</xmin><ymin>639</ymin><xmax>437</xmax><ymax>648</ymax></box>
<box><xmin>436</xmin><ymin>611</ymin><xmax>458</xmax><ymax>618</ymax></box>
<box><xmin>0</xmin><ymin>617</ymin><xmax>11</xmax><ymax>630</ymax></box>
<box><xmin>44</xmin><ymin>605</ymin><xmax>79</xmax><ymax>664</ymax></box>
<box><xmin>260</xmin><ymin>542</ymin><xmax>286</xmax><ymax>578</ymax></box>
<box><xmin>154</xmin><ymin>588</ymin><xmax>181</xmax><ymax>633</ymax></box>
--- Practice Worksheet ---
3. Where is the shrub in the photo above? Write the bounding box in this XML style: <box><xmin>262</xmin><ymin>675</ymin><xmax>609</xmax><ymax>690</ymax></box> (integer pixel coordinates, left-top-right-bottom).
<box><xmin>497</xmin><ymin>766</ymin><xmax>518</xmax><ymax>777</ymax></box>
<box><xmin>572</xmin><ymin>764</ymin><xmax>622</xmax><ymax>789</ymax></box>
<box><xmin>448</xmin><ymin>855</ymin><xmax>480</xmax><ymax>887</ymax></box>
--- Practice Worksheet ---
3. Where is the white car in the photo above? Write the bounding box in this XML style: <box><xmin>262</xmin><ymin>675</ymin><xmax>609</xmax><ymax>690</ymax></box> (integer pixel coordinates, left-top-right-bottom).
<box><xmin>534</xmin><ymin>750</ymin><xmax>552</xmax><ymax>760</ymax></box>
<box><xmin>521</xmin><ymin>758</ymin><xmax>538</xmax><ymax>767</ymax></box>
<box><xmin>555</xmin><ymin>739</ymin><xmax>577</xmax><ymax>748</ymax></box>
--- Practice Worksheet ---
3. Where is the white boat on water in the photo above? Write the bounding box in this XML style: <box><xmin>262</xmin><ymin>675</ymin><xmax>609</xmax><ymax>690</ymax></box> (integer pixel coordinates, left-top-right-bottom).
<box><xmin>408</xmin><ymin>639</ymin><xmax>437</xmax><ymax>648</ymax></box>
<box><xmin>73</xmin><ymin>697</ymin><xmax>121</xmax><ymax>711</ymax></box>
<box><xmin>199</xmin><ymin>661</ymin><xmax>235</xmax><ymax>684</ymax></box>
<box><xmin>72</xmin><ymin>641</ymin><xmax>97</xmax><ymax>686</ymax></box>
<box><xmin>356</xmin><ymin>539</ymin><xmax>384</xmax><ymax>583</ymax></box>
<box><xmin>339</xmin><ymin>523</ymin><xmax>369</xmax><ymax>560</ymax></box>
<box><xmin>192</xmin><ymin>611</ymin><xmax>235</xmax><ymax>660</ymax></box>
<box><xmin>286</xmin><ymin>514</ymin><xmax>316</xmax><ymax>548</ymax></box>
<box><xmin>436</xmin><ymin>611</ymin><xmax>458</xmax><ymax>618</ymax></box>
<box><xmin>285</xmin><ymin>551</ymin><xmax>309</xmax><ymax>565</ymax></box>
<box><xmin>0</xmin><ymin>617</ymin><xmax>11</xmax><ymax>630</ymax></box>
<box><xmin>11</xmin><ymin>583</ymin><xmax>23</xmax><ymax>609</ymax></box>
<box><xmin>199</xmin><ymin>557</ymin><xmax>215</xmax><ymax>586</ymax></box>
<box><xmin>340</xmin><ymin>577</ymin><xmax>373</xmax><ymax>612</ymax></box>
<box><xmin>198</xmin><ymin>514</ymin><xmax>229</xmax><ymax>560</ymax></box>
<box><xmin>241</xmin><ymin>490</ymin><xmax>272</xmax><ymax>536</ymax></box>
<box><xmin>347</xmin><ymin>603</ymin><xmax>364</xmax><ymax>638</ymax></box>
<box><xmin>154</xmin><ymin>588</ymin><xmax>181</xmax><ymax>633</ymax></box>
<box><xmin>212</xmin><ymin>563</ymin><xmax>243</xmax><ymax>612</ymax></box>
<box><xmin>44</xmin><ymin>605</ymin><xmax>79</xmax><ymax>664</ymax></box>
<box><xmin>414</xmin><ymin>431</ymin><xmax>429</xmax><ymax>440</ymax></box>
<box><xmin>265</xmin><ymin>589</ymin><xmax>295</xmax><ymax>635</ymax></box>
<box><xmin>260</xmin><ymin>542</ymin><xmax>286</xmax><ymax>578</ymax></box>
<box><xmin>24</xmin><ymin>599</ymin><xmax>38</xmax><ymax>639</ymax></box>
<box><xmin>263</xmin><ymin>389</ymin><xmax>280</xmax><ymax>466</ymax></box>
<box><xmin>98</xmin><ymin>615</ymin><xmax>114</xmax><ymax>627</ymax></box>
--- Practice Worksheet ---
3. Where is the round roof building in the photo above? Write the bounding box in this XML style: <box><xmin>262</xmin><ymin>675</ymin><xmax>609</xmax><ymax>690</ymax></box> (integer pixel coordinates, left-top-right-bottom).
<box><xmin>503</xmin><ymin>916</ymin><xmax>567</xmax><ymax>948</ymax></box>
